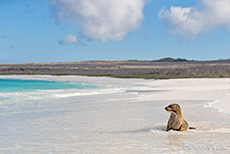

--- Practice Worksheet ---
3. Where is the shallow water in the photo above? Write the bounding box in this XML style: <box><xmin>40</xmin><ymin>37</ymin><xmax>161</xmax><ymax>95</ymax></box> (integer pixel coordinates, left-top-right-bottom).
<box><xmin>0</xmin><ymin>79</ymin><xmax>230</xmax><ymax>153</ymax></box>
<box><xmin>0</xmin><ymin>79</ymin><xmax>99</xmax><ymax>92</ymax></box>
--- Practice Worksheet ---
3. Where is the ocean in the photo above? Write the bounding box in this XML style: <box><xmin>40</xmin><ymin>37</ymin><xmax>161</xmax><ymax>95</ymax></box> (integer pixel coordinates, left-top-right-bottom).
<box><xmin>0</xmin><ymin>78</ymin><xmax>124</xmax><ymax>116</ymax></box>
<box><xmin>0</xmin><ymin>79</ymin><xmax>99</xmax><ymax>92</ymax></box>
<box><xmin>0</xmin><ymin>79</ymin><xmax>101</xmax><ymax>114</ymax></box>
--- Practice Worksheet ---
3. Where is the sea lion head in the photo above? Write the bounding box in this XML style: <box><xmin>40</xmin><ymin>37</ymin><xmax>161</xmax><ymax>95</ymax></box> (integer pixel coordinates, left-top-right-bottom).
<box><xmin>165</xmin><ymin>104</ymin><xmax>181</xmax><ymax>114</ymax></box>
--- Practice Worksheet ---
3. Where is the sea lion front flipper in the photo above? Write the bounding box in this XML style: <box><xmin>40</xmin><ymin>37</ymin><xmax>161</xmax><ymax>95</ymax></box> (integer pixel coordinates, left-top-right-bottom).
<box><xmin>166</xmin><ymin>125</ymin><xmax>170</xmax><ymax>131</ymax></box>
<box><xmin>176</xmin><ymin>124</ymin><xmax>183</xmax><ymax>131</ymax></box>
<box><xmin>166</xmin><ymin>128</ymin><xmax>173</xmax><ymax>131</ymax></box>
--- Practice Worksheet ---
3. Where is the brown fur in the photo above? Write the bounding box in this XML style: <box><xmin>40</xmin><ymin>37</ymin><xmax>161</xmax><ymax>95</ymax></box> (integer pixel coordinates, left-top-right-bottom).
<box><xmin>165</xmin><ymin>104</ymin><xmax>189</xmax><ymax>131</ymax></box>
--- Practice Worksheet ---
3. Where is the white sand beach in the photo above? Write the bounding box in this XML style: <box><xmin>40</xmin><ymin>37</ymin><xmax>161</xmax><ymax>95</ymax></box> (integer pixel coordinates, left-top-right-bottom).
<box><xmin>0</xmin><ymin>75</ymin><xmax>230</xmax><ymax>153</ymax></box>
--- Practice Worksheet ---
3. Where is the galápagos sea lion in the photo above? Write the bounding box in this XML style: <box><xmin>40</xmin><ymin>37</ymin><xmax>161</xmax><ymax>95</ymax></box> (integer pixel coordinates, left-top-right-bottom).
<box><xmin>165</xmin><ymin>104</ymin><xmax>195</xmax><ymax>131</ymax></box>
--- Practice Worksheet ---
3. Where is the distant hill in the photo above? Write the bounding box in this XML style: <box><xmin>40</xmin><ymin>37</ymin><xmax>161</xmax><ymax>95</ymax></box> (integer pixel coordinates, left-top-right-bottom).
<box><xmin>155</xmin><ymin>58</ymin><xmax>192</xmax><ymax>62</ymax></box>
<box><xmin>1</xmin><ymin>58</ymin><xmax>230</xmax><ymax>79</ymax></box>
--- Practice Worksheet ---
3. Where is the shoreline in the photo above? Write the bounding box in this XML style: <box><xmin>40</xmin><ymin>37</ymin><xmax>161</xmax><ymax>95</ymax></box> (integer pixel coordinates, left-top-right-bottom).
<box><xmin>0</xmin><ymin>75</ymin><xmax>230</xmax><ymax>114</ymax></box>
<box><xmin>1</xmin><ymin>75</ymin><xmax>230</xmax><ymax>153</ymax></box>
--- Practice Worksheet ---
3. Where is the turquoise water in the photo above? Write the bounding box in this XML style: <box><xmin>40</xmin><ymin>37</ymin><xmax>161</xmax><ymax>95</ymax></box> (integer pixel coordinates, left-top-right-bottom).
<box><xmin>0</xmin><ymin>79</ymin><xmax>98</xmax><ymax>93</ymax></box>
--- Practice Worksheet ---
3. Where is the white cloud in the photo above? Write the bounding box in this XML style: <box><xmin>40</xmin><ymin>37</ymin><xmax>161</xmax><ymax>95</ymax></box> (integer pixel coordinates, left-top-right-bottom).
<box><xmin>159</xmin><ymin>0</ymin><xmax>230</xmax><ymax>38</ymax></box>
<box><xmin>59</xmin><ymin>34</ymin><xmax>78</xmax><ymax>45</ymax></box>
<box><xmin>50</xmin><ymin>0</ymin><xmax>145</xmax><ymax>42</ymax></box>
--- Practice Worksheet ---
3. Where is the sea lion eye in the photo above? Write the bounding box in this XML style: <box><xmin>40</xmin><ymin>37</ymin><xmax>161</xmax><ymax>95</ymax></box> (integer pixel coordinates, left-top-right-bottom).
<box><xmin>168</xmin><ymin>105</ymin><xmax>172</xmax><ymax>108</ymax></box>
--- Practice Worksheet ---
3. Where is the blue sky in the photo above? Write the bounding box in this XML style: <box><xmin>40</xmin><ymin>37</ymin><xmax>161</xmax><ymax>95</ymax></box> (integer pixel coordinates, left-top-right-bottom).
<box><xmin>1</xmin><ymin>0</ymin><xmax>230</xmax><ymax>63</ymax></box>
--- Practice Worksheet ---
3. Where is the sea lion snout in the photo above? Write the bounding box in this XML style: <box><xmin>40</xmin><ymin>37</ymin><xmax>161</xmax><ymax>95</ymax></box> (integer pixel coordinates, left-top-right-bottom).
<box><xmin>165</xmin><ymin>105</ymin><xmax>172</xmax><ymax>111</ymax></box>
<box><xmin>165</xmin><ymin>104</ymin><xmax>180</xmax><ymax>112</ymax></box>
<box><xmin>165</xmin><ymin>106</ymin><xmax>170</xmax><ymax>111</ymax></box>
